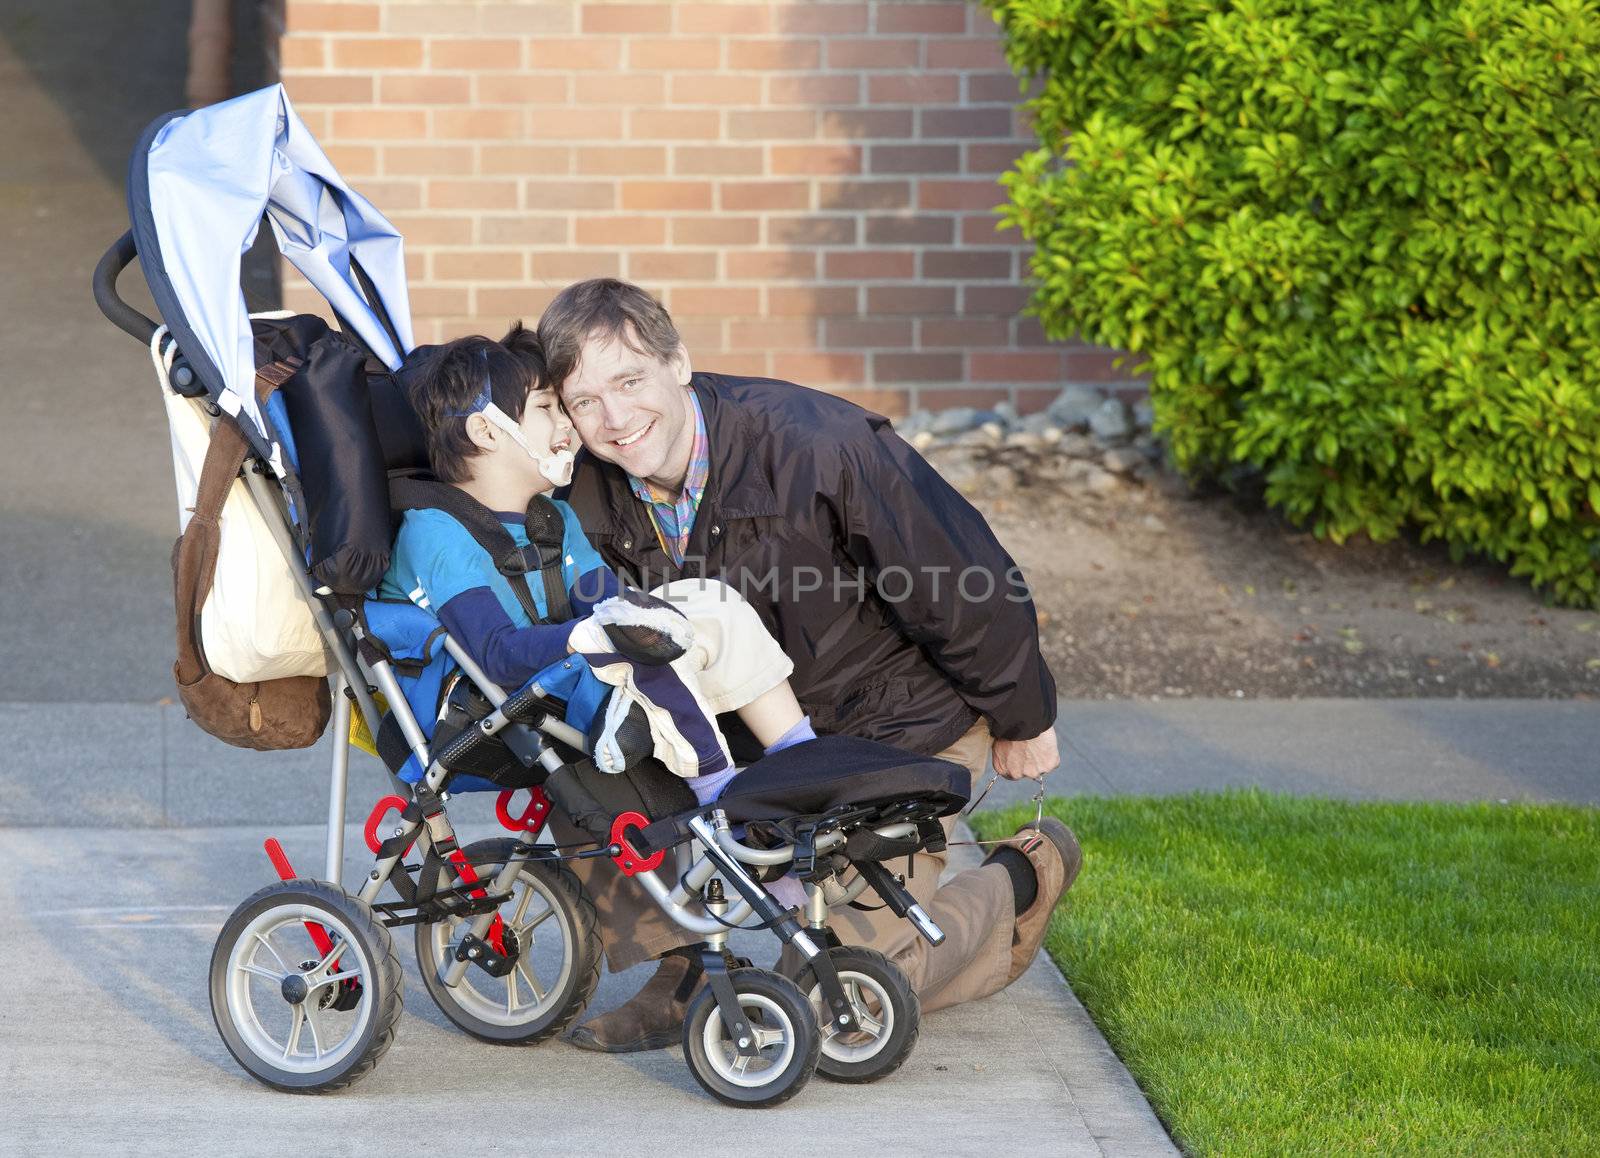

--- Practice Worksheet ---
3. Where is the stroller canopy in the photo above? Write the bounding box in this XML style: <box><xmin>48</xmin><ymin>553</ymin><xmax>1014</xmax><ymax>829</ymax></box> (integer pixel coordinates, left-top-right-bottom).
<box><xmin>128</xmin><ymin>84</ymin><xmax>414</xmax><ymax>475</ymax></box>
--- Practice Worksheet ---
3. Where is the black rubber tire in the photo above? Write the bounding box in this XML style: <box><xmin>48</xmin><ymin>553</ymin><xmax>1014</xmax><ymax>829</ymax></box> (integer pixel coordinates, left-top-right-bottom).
<box><xmin>682</xmin><ymin>968</ymin><xmax>820</xmax><ymax>1108</ymax></box>
<box><xmin>414</xmin><ymin>838</ymin><xmax>601</xmax><ymax>1045</ymax></box>
<box><xmin>210</xmin><ymin>879</ymin><xmax>403</xmax><ymax>1093</ymax></box>
<box><xmin>790</xmin><ymin>946</ymin><xmax>920</xmax><ymax>1084</ymax></box>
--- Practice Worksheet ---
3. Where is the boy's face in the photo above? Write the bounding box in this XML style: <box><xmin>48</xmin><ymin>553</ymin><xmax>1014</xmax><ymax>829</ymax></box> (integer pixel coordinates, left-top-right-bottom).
<box><xmin>558</xmin><ymin>326</ymin><xmax>694</xmax><ymax>491</ymax></box>
<box><xmin>473</xmin><ymin>387</ymin><xmax>574</xmax><ymax>490</ymax></box>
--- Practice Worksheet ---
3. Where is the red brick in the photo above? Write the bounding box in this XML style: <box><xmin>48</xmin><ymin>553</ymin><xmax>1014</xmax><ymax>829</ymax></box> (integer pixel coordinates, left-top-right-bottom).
<box><xmin>876</xmin><ymin>2</ymin><xmax>968</xmax><ymax>33</ymax></box>
<box><xmin>1016</xmin><ymin>387</ymin><xmax>1059</xmax><ymax>413</ymax></box>
<box><xmin>727</xmin><ymin>109</ymin><xmax>817</xmax><ymax>140</ymax></box>
<box><xmin>528</xmin><ymin>38</ymin><xmax>622</xmax><ymax>69</ymax></box>
<box><xmin>970</xmin><ymin>352</ymin><xmax>1063</xmax><ymax>381</ymax></box>
<box><xmin>767</xmin><ymin>75</ymin><xmax>860</xmax><ymax>105</ymax></box>
<box><xmin>772</xmin><ymin>353</ymin><xmax>868</xmax><ymax>386</ymax></box>
<box><xmin>331</xmin><ymin>108</ymin><xmax>428</xmax><ymax>140</ymax></box>
<box><xmin>917</xmin><ymin>386</ymin><xmax>1011</xmax><ymax>410</ymax></box>
<box><xmin>479</xmin><ymin>287</ymin><xmax>559</xmax><ymax>319</ymax></box>
<box><xmin>384</xmin><ymin>144</ymin><xmax>473</xmax><ymax>175</ymax></box>
<box><xmin>825</xmin><ymin>317</ymin><xmax>913</xmax><ymax>347</ymax></box>
<box><xmin>290</xmin><ymin>3</ymin><xmax>379</xmax><ymax>32</ymax></box>
<box><xmin>381</xmin><ymin>75</ymin><xmax>470</xmax><ymax>104</ymax></box>
<box><xmin>873</xmin><ymin>352</ymin><xmax>963</xmax><ymax>382</ymax></box>
<box><xmin>280</xmin><ymin>36</ymin><xmax>326</xmax><ymax>70</ymax></box>
<box><xmin>629</xmin><ymin>251</ymin><xmax>719</xmax><ymax>281</ymax></box>
<box><xmin>920</xmin><ymin>108</ymin><xmax>1017</xmax><ymax>139</ymax></box>
<box><xmin>966</xmin><ymin>72</ymin><xmax>1030</xmax><ymax>104</ymax></box>
<box><xmin>674</xmin><ymin>145</ymin><xmax>765</xmax><ymax>175</ymax></box>
<box><xmin>403</xmin><ymin>250</ymin><xmax>429</xmax><ymax>282</ymax></box>
<box><xmin>476</xmin><ymin>5</ymin><xmax>578</xmax><ymax>35</ymax></box>
<box><xmin>621</xmin><ymin>181</ymin><xmax>715</xmax><ymax>210</ymax></box>
<box><xmin>669</xmin><ymin>75</ymin><xmax>763</xmax><ymax>105</ymax></box>
<box><xmin>962</xmin><ymin>285</ymin><xmax>1031</xmax><ymax>315</ymax></box>
<box><xmin>521</xmin><ymin>180</ymin><xmax>617</xmax><ymax>210</ymax></box>
<box><xmin>817</xmin><ymin>180</ymin><xmax>911</xmax><ymax>210</ymax></box>
<box><xmin>729</xmin><ymin>319</ymin><xmax>821</xmax><ymax>350</ymax></box>
<box><xmin>355</xmin><ymin>178</ymin><xmax>423</xmax><ymax>210</ymax></box>
<box><xmin>926</xmin><ymin>38</ymin><xmax>1008</xmax><ymax>70</ymax></box>
<box><xmin>825</xmin><ymin>250</ymin><xmax>916</xmax><ymax>280</ymax></box>
<box><xmin>285</xmin><ymin>74</ymin><xmax>374</xmax><ymax>104</ymax></box>
<box><xmin>770</xmin><ymin>286</ymin><xmax>861</xmax><ymax>316</ymax></box>
<box><xmin>434</xmin><ymin>108</ymin><xmax>525</xmax><ymax>140</ymax></box>
<box><xmin>920</xmin><ymin>179</ymin><xmax>1005</xmax><ymax>211</ymax></box>
<box><xmin>632</xmin><ymin>38</ymin><xmax>722</xmax><ymax>70</ymax></box>
<box><xmin>480</xmin><ymin>215</ymin><xmax>571</xmax><ymax>244</ymax></box>
<box><xmin>528</xmin><ymin>251</ymin><xmax>624</xmax><ymax>280</ymax></box>
<box><xmin>324</xmin><ymin>143</ymin><xmax>378</xmax><ymax>176</ymax></box>
<box><xmin>870</xmin><ymin>144</ymin><xmax>960</xmax><ymax>174</ymax></box>
<box><xmin>727</xmin><ymin>39</ymin><xmax>820</xmax><ymax>71</ymax></box>
<box><xmin>430</xmin><ymin>38</ymin><xmax>522</xmax><ymax>70</ymax></box>
<box><xmin>577</xmin><ymin>145</ymin><xmax>668</xmax><ymax>175</ymax></box>
<box><xmin>410</xmin><ymin>287</ymin><xmax>473</xmax><ymax>316</ymax></box>
<box><xmin>575</xmin><ymin>73</ymin><xmax>666</xmax><ymax>105</ymax></box>
<box><xmin>923</xmin><ymin>249</ymin><xmax>1013</xmax><ymax>279</ymax></box>
<box><xmin>575</xmin><ymin>216</ymin><xmax>668</xmax><ymax>246</ymax></box>
<box><xmin>674</xmin><ymin>320</ymin><xmax>726</xmax><ymax>351</ymax></box>
<box><xmin>390</xmin><ymin>213</ymin><xmax>475</xmax><ymax>245</ymax></box>
<box><xmin>866</xmin><ymin>285</ymin><xmax>956</xmax><ymax>315</ymax></box>
<box><xmin>1015</xmin><ymin>317</ymin><xmax>1051</xmax><ymax>346</ymax></box>
<box><xmin>960</xmin><ymin>213</ymin><xmax>1022</xmax><ymax>245</ymax></box>
<box><xmin>720</xmin><ymin>181</ymin><xmax>811</xmax><ymax>211</ymax></box>
<box><xmin>827</xmin><ymin>38</ymin><xmax>919</xmax><ymax>69</ymax></box>
<box><xmin>917</xmin><ymin>318</ymin><xmax>1011</xmax><ymax>347</ymax></box>
<box><xmin>582</xmin><ymin>3</ymin><xmax>672</xmax><ymax>33</ymax></box>
<box><xmin>837</xmin><ymin>389</ymin><xmax>908</xmax><ymax>417</ymax></box>
<box><xmin>706</xmin><ymin>353</ymin><xmax>773</xmax><ymax>377</ymax></box>
<box><xmin>630</xmin><ymin>109</ymin><xmax>722</xmax><ymax>139</ymax></box>
<box><xmin>428</xmin><ymin>179</ymin><xmax>519</xmax><ymax>209</ymax></box>
<box><xmin>869</xmin><ymin>75</ymin><xmax>959</xmax><ymax>104</ymax></box>
<box><xmin>671</xmin><ymin>216</ymin><xmax>761</xmax><ymax>245</ymax></box>
<box><xmin>330</xmin><ymin>37</ymin><xmax>423</xmax><ymax>70</ymax></box>
<box><xmin>966</xmin><ymin>142</ymin><xmax>1029</xmax><ymax>175</ymax></box>
<box><xmin>864</xmin><ymin>214</ymin><xmax>955</xmax><ymax>245</ymax></box>
<box><xmin>679</xmin><ymin>4</ymin><xmax>772</xmax><ymax>34</ymax></box>
<box><xmin>772</xmin><ymin>144</ymin><xmax>862</xmax><ymax>176</ymax></box>
<box><xmin>767</xmin><ymin>216</ymin><xmax>857</xmax><ymax>246</ymax></box>
<box><xmin>671</xmin><ymin>287</ymin><xmax>762</xmax><ymax>316</ymax></box>
<box><xmin>481</xmin><ymin>145</ymin><xmax>572</xmax><ymax>176</ymax></box>
<box><xmin>818</xmin><ymin>109</ymin><xmax>914</xmax><ymax>140</ymax></box>
<box><xmin>476</xmin><ymin>74</ymin><xmax>570</xmax><ymax>104</ymax></box>
<box><xmin>1064</xmin><ymin>348</ymin><xmax>1138</xmax><ymax>381</ymax></box>
<box><xmin>434</xmin><ymin>250</ymin><xmax>526</xmax><ymax>281</ymax></box>
<box><xmin>777</xmin><ymin>3</ymin><xmax>869</xmax><ymax>33</ymax></box>
<box><xmin>530</xmin><ymin>110</ymin><xmax>624</xmax><ymax>140</ymax></box>
<box><xmin>726</xmin><ymin>251</ymin><xmax>818</xmax><ymax>280</ymax></box>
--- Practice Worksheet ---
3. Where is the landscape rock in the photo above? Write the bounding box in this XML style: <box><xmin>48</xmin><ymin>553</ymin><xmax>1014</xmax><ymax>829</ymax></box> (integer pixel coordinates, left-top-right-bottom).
<box><xmin>1102</xmin><ymin>446</ymin><xmax>1146</xmax><ymax>476</ymax></box>
<box><xmin>1133</xmin><ymin>398</ymin><xmax>1155</xmax><ymax>432</ymax></box>
<box><xmin>1085</xmin><ymin>466</ymin><xmax>1123</xmax><ymax>494</ymax></box>
<box><xmin>1046</xmin><ymin>385</ymin><xmax>1104</xmax><ymax>431</ymax></box>
<box><xmin>1088</xmin><ymin>398</ymin><xmax>1133</xmax><ymax>444</ymax></box>
<box><xmin>1057</xmin><ymin>432</ymin><xmax>1098</xmax><ymax>459</ymax></box>
<box><xmin>930</xmin><ymin>407</ymin><xmax>982</xmax><ymax>437</ymax></box>
<box><xmin>910</xmin><ymin>430</ymin><xmax>937</xmax><ymax>452</ymax></box>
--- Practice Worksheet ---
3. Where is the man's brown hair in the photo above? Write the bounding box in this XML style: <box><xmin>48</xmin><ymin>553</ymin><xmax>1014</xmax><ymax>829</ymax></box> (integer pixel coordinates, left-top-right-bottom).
<box><xmin>407</xmin><ymin>333</ymin><xmax>549</xmax><ymax>484</ymax></box>
<box><xmin>527</xmin><ymin>278</ymin><xmax>681</xmax><ymax>393</ymax></box>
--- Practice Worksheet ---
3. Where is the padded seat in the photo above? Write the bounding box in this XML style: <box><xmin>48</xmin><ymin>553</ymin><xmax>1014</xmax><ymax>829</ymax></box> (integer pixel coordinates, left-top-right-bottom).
<box><xmin>713</xmin><ymin>735</ymin><xmax>969</xmax><ymax>825</ymax></box>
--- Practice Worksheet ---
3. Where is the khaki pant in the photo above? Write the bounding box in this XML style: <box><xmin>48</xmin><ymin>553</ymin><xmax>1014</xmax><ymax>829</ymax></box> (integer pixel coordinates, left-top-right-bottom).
<box><xmin>560</xmin><ymin>721</ymin><xmax>1016</xmax><ymax>1015</ymax></box>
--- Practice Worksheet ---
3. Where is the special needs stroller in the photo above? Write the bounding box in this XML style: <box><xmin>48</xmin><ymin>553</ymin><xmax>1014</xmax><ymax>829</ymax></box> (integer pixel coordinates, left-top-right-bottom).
<box><xmin>93</xmin><ymin>86</ymin><xmax>969</xmax><ymax>1107</ymax></box>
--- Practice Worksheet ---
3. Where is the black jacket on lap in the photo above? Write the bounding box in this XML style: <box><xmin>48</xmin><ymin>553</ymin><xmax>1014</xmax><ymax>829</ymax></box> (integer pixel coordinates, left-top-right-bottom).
<box><xmin>561</xmin><ymin>373</ymin><xmax>1057</xmax><ymax>757</ymax></box>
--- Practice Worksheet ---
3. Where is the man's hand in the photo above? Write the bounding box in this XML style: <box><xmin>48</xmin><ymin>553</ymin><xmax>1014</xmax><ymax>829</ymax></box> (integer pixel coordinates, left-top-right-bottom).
<box><xmin>991</xmin><ymin>728</ymin><xmax>1060</xmax><ymax>781</ymax></box>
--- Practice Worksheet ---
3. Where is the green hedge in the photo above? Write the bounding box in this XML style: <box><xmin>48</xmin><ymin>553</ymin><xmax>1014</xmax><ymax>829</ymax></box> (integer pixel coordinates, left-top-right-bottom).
<box><xmin>988</xmin><ymin>0</ymin><xmax>1600</xmax><ymax>605</ymax></box>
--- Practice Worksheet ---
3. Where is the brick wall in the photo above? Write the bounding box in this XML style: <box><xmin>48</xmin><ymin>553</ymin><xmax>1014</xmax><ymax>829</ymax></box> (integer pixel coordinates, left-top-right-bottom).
<box><xmin>278</xmin><ymin>0</ymin><xmax>1134</xmax><ymax>416</ymax></box>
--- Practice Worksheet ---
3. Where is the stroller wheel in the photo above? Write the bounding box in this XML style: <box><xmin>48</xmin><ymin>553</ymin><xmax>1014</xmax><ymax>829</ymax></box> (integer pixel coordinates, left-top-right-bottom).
<box><xmin>792</xmin><ymin>947</ymin><xmax>920</xmax><ymax>1084</ymax></box>
<box><xmin>415</xmin><ymin>839</ymin><xmax>601</xmax><ymax>1045</ymax></box>
<box><xmin>682</xmin><ymin>967</ymin><xmax>820</xmax><ymax>1108</ymax></box>
<box><xmin>210</xmin><ymin>879</ymin><xmax>403</xmax><ymax>1093</ymax></box>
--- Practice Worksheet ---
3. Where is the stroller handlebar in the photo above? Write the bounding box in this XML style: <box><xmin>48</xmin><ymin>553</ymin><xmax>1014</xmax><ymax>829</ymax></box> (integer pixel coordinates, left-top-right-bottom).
<box><xmin>93</xmin><ymin>230</ymin><xmax>159</xmax><ymax>344</ymax></box>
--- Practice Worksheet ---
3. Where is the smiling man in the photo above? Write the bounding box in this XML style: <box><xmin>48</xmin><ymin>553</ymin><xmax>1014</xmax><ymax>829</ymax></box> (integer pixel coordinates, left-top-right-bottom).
<box><xmin>505</xmin><ymin>279</ymin><xmax>1080</xmax><ymax>1054</ymax></box>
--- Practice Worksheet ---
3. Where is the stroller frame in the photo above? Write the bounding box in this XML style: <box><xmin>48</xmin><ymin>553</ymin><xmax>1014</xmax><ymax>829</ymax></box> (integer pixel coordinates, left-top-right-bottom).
<box><xmin>96</xmin><ymin>225</ymin><xmax>958</xmax><ymax>1105</ymax></box>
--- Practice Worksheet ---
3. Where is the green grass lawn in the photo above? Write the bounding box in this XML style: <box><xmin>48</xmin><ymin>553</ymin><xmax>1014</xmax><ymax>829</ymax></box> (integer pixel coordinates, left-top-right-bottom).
<box><xmin>971</xmin><ymin>791</ymin><xmax>1600</xmax><ymax>1156</ymax></box>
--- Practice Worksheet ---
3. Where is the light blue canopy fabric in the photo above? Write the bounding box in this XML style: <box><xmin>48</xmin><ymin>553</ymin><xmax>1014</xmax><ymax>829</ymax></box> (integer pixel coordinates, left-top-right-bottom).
<box><xmin>141</xmin><ymin>84</ymin><xmax>413</xmax><ymax>476</ymax></box>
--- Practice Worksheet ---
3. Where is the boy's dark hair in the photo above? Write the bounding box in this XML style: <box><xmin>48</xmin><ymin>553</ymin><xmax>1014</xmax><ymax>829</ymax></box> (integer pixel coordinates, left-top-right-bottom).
<box><xmin>525</xmin><ymin>278</ymin><xmax>681</xmax><ymax>394</ymax></box>
<box><xmin>407</xmin><ymin>333</ymin><xmax>550</xmax><ymax>484</ymax></box>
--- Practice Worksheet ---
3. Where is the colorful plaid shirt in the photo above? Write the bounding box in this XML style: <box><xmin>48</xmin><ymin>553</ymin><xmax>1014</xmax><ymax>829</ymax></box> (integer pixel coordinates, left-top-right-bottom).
<box><xmin>627</xmin><ymin>390</ymin><xmax>709</xmax><ymax>566</ymax></box>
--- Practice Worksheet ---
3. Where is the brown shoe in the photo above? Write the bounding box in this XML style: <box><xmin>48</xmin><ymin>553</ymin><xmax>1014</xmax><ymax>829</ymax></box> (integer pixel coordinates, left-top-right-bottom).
<box><xmin>564</xmin><ymin>952</ymin><xmax>704</xmax><ymax>1053</ymax></box>
<box><xmin>1005</xmin><ymin>817</ymin><xmax>1082</xmax><ymax>983</ymax></box>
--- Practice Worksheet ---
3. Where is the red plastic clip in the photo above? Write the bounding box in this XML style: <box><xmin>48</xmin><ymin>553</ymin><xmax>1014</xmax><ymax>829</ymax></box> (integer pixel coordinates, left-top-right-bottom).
<box><xmin>364</xmin><ymin>795</ymin><xmax>413</xmax><ymax>855</ymax></box>
<box><xmin>608</xmin><ymin>811</ymin><xmax>664</xmax><ymax>877</ymax></box>
<box><xmin>496</xmin><ymin>787</ymin><xmax>552</xmax><ymax>836</ymax></box>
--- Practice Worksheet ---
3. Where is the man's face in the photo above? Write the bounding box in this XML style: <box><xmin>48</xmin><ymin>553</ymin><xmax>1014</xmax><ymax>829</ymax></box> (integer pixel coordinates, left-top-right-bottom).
<box><xmin>560</xmin><ymin>327</ymin><xmax>695</xmax><ymax>490</ymax></box>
